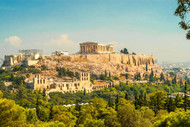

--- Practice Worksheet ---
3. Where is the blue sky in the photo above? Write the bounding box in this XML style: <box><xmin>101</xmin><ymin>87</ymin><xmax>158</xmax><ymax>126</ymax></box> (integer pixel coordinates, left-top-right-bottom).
<box><xmin>0</xmin><ymin>0</ymin><xmax>189</xmax><ymax>63</ymax></box>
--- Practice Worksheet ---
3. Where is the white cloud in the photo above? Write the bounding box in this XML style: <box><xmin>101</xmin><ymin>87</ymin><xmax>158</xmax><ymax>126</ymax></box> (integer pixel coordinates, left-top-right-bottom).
<box><xmin>5</xmin><ymin>36</ymin><xmax>22</xmax><ymax>47</ymax></box>
<box><xmin>49</xmin><ymin>34</ymin><xmax>76</xmax><ymax>46</ymax></box>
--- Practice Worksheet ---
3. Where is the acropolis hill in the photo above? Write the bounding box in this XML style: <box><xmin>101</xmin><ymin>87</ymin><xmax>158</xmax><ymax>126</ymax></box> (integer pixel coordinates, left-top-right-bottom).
<box><xmin>2</xmin><ymin>42</ymin><xmax>162</xmax><ymax>94</ymax></box>
<box><xmin>36</xmin><ymin>42</ymin><xmax>162</xmax><ymax>77</ymax></box>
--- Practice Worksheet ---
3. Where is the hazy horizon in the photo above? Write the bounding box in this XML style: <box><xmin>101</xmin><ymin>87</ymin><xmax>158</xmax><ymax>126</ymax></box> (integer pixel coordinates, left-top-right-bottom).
<box><xmin>0</xmin><ymin>0</ymin><xmax>190</xmax><ymax>63</ymax></box>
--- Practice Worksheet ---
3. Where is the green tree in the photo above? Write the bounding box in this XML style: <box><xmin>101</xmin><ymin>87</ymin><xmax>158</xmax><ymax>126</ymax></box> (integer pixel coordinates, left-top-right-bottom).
<box><xmin>143</xmin><ymin>92</ymin><xmax>147</xmax><ymax>106</ymax></box>
<box><xmin>184</xmin><ymin>82</ymin><xmax>187</xmax><ymax>112</ymax></box>
<box><xmin>105</xmin><ymin>70</ymin><xmax>107</xmax><ymax>77</ymax></box>
<box><xmin>149</xmin><ymin>91</ymin><xmax>167</xmax><ymax>114</ymax></box>
<box><xmin>13</xmin><ymin>65</ymin><xmax>21</xmax><ymax>72</ymax></box>
<box><xmin>26</xmin><ymin>109</ymin><xmax>38</xmax><ymax>124</ymax></box>
<box><xmin>108</xmin><ymin>94</ymin><xmax>113</xmax><ymax>107</ymax></box>
<box><xmin>149</xmin><ymin>70</ymin><xmax>154</xmax><ymax>82</ymax></box>
<box><xmin>175</xmin><ymin>0</ymin><xmax>190</xmax><ymax>39</ymax></box>
<box><xmin>52</xmin><ymin>105</ymin><xmax>76</xmax><ymax>127</ymax></box>
<box><xmin>139</xmin><ymin>107</ymin><xmax>155</xmax><ymax>123</ymax></box>
<box><xmin>115</xmin><ymin>94</ymin><xmax>119</xmax><ymax>111</ymax></box>
<box><xmin>175</xmin><ymin>94</ymin><xmax>182</xmax><ymax>108</ymax></box>
<box><xmin>109</xmin><ymin>72</ymin><xmax>111</xmax><ymax>78</ymax></box>
<box><xmin>84</xmin><ymin>88</ymin><xmax>86</xmax><ymax>96</ymax></box>
<box><xmin>120</xmin><ymin>48</ymin><xmax>129</xmax><ymax>54</ymax></box>
<box><xmin>84</xmin><ymin>119</ymin><xmax>105</xmax><ymax>127</ymax></box>
<box><xmin>154</xmin><ymin>110</ymin><xmax>190</xmax><ymax>127</ymax></box>
<box><xmin>165</xmin><ymin>95</ymin><xmax>175</xmax><ymax>113</ymax></box>
<box><xmin>172</xmin><ymin>76</ymin><xmax>177</xmax><ymax>84</ymax></box>
<box><xmin>160</xmin><ymin>73</ymin><xmax>165</xmax><ymax>81</ymax></box>
<box><xmin>0</xmin><ymin>94</ymin><xmax>27</xmax><ymax>126</ymax></box>
<box><xmin>146</xmin><ymin>63</ymin><xmax>148</xmax><ymax>72</ymax></box>
<box><xmin>26</xmin><ymin>73</ymin><xmax>30</xmax><ymax>78</ymax></box>
<box><xmin>49</xmin><ymin>104</ymin><xmax>53</xmax><ymax>120</ymax></box>
<box><xmin>42</xmin><ymin>88</ymin><xmax>46</xmax><ymax>98</ymax></box>
<box><xmin>125</xmin><ymin>92</ymin><xmax>129</xmax><ymax>100</ymax></box>
<box><xmin>125</xmin><ymin>73</ymin><xmax>129</xmax><ymax>79</ymax></box>
<box><xmin>117</xmin><ymin>99</ymin><xmax>152</xmax><ymax>127</ymax></box>
<box><xmin>75</xmin><ymin>100</ymin><xmax>81</xmax><ymax>112</ymax></box>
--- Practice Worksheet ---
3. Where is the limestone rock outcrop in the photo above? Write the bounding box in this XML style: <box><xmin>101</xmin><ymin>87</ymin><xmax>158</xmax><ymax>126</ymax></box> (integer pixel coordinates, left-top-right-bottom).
<box><xmin>37</xmin><ymin>53</ymin><xmax>162</xmax><ymax>77</ymax></box>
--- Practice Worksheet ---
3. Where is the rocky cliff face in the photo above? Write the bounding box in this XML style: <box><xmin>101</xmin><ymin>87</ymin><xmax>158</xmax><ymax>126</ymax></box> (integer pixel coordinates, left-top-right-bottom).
<box><xmin>37</xmin><ymin>53</ymin><xmax>162</xmax><ymax>77</ymax></box>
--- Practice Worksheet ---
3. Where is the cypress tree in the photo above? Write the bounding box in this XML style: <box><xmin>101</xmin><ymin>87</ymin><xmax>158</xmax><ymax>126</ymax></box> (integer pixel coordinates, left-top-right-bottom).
<box><xmin>115</xmin><ymin>94</ymin><xmax>119</xmax><ymax>111</ymax></box>
<box><xmin>83</xmin><ymin>88</ymin><xmax>86</xmax><ymax>96</ymax></box>
<box><xmin>75</xmin><ymin>100</ymin><xmax>81</xmax><ymax>112</ymax></box>
<box><xmin>134</xmin><ymin>94</ymin><xmax>138</xmax><ymax>109</ymax></box>
<box><xmin>42</xmin><ymin>88</ymin><xmax>46</xmax><ymax>98</ymax></box>
<box><xmin>143</xmin><ymin>92</ymin><xmax>147</xmax><ymax>106</ymax></box>
<box><xmin>156</xmin><ymin>95</ymin><xmax>160</xmax><ymax>113</ymax></box>
<box><xmin>146</xmin><ymin>63</ymin><xmax>148</xmax><ymax>72</ymax></box>
<box><xmin>184</xmin><ymin>82</ymin><xmax>187</xmax><ymax>112</ymax></box>
<box><xmin>125</xmin><ymin>92</ymin><xmax>129</xmax><ymax>100</ymax></box>
<box><xmin>105</xmin><ymin>70</ymin><xmax>107</xmax><ymax>77</ymax></box>
<box><xmin>166</xmin><ymin>94</ymin><xmax>174</xmax><ymax>113</ymax></box>
<box><xmin>160</xmin><ymin>72</ymin><xmax>165</xmax><ymax>81</ymax></box>
<box><xmin>179</xmin><ymin>78</ymin><xmax>183</xmax><ymax>85</ymax></box>
<box><xmin>149</xmin><ymin>70</ymin><xmax>154</xmax><ymax>82</ymax></box>
<box><xmin>36</xmin><ymin>93</ymin><xmax>40</xmax><ymax>118</ymax></box>
<box><xmin>108</xmin><ymin>94</ymin><xmax>113</xmax><ymax>107</ymax></box>
<box><xmin>125</xmin><ymin>73</ymin><xmax>128</xmax><ymax>79</ymax></box>
<box><xmin>175</xmin><ymin>94</ymin><xmax>181</xmax><ymax>108</ymax></box>
<box><xmin>49</xmin><ymin>104</ymin><xmax>53</xmax><ymax>120</ymax></box>
<box><xmin>138</xmin><ymin>95</ymin><xmax>143</xmax><ymax>107</ymax></box>
<box><xmin>109</xmin><ymin>72</ymin><xmax>111</xmax><ymax>78</ymax></box>
<box><xmin>172</xmin><ymin>76</ymin><xmax>177</xmax><ymax>84</ymax></box>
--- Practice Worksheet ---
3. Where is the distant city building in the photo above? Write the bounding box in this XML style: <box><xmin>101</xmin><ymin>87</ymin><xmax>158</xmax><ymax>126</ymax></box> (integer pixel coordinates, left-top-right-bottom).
<box><xmin>80</xmin><ymin>42</ymin><xmax>114</xmax><ymax>54</ymax></box>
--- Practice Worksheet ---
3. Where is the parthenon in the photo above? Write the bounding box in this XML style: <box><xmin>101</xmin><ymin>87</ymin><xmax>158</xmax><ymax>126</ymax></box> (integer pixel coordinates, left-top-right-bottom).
<box><xmin>80</xmin><ymin>42</ymin><xmax>114</xmax><ymax>54</ymax></box>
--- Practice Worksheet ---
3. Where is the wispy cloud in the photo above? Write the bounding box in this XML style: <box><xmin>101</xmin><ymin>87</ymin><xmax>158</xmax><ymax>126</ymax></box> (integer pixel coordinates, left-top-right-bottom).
<box><xmin>49</xmin><ymin>34</ymin><xmax>76</xmax><ymax>46</ymax></box>
<box><xmin>5</xmin><ymin>36</ymin><xmax>22</xmax><ymax>47</ymax></box>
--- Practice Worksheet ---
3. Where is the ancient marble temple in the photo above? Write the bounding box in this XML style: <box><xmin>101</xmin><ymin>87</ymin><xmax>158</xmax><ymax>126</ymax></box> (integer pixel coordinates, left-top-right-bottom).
<box><xmin>80</xmin><ymin>42</ymin><xmax>114</xmax><ymax>54</ymax></box>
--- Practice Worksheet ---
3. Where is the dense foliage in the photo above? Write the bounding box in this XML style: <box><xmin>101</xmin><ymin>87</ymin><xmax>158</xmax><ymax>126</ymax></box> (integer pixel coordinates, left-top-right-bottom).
<box><xmin>175</xmin><ymin>0</ymin><xmax>190</xmax><ymax>39</ymax></box>
<box><xmin>0</xmin><ymin>67</ymin><xmax>190</xmax><ymax>126</ymax></box>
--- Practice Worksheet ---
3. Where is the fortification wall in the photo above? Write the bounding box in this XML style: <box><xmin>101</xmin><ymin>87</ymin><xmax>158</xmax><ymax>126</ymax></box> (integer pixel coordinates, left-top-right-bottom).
<box><xmin>68</xmin><ymin>53</ymin><xmax>155</xmax><ymax>66</ymax></box>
